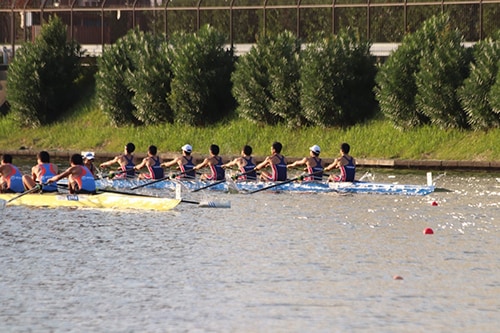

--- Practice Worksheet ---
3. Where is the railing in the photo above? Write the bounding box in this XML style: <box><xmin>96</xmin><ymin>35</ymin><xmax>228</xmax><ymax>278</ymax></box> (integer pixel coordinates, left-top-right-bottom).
<box><xmin>0</xmin><ymin>0</ymin><xmax>499</xmax><ymax>59</ymax></box>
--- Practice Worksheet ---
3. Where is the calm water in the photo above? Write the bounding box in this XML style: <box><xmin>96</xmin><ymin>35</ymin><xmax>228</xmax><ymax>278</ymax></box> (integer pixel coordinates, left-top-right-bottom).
<box><xmin>1</xmin><ymin>171</ymin><xmax>498</xmax><ymax>332</ymax></box>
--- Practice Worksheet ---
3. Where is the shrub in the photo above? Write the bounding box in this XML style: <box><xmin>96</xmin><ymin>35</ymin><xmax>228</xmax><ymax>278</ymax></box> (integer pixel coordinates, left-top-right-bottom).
<box><xmin>168</xmin><ymin>25</ymin><xmax>235</xmax><ymax>126</ymax></box>
<box><xmin>375</xmin><ymin>24</ymin><xmax>432</xmax><ymax>129</ymax></box>
<box><xmin>6</xmin><ymin>16</ymin><xmax>82</xmax><ymax>128</ymax></box>
<box><xmin>490</xmin><ymin>64</ymin><xmax>500</xmax><ymax>116</ymax></box>
<box><xmin>232</xmin><ymin>31</ymin><xmax>303</xmax><ymax>127</ymax></box>
<box><xmin>301</xmin><ymin>29</ymin><xmax>377</xmax><ymax>126</ymax></box>
<box><xmin>95</xmin><ymin>29</ymin><xmax>138</xmax><ymax>126</ymax></box>
<box><xmin>415</xmin><ymin>16</ymin><xmax>470</xmax><ymax>129</ymax></box>
<box><xmin>126</xmin><ymin>31</ymin><xmax>174</xmax><ymax>125</ymax></box>
<box><xmin>459</xmin><ymin>34</ymin><xmax>500</xmax><ymax>130</ymax></box>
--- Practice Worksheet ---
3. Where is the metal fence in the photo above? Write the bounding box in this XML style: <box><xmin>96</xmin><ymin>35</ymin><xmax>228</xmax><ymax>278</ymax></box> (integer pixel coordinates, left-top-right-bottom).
<box><xmin>1</xmin><ymin>0</ymin><xmax>500</xmax><ymax>57</ymax></box>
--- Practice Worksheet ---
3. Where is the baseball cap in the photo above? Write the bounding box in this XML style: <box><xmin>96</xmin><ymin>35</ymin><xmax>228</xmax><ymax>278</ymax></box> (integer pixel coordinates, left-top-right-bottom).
<box><xmin>309</xmin><ymin>145</ymin><xmax>321</xmax><ymax>154</ymax></box>
<box><xmin>82</xmin><ymin>151</ymin><xmax>95</xmax><ymax>160</ymax></box>
<box><xmin>181</xmin><ymin>144</ymin><xmax>192</xmax><ymax>153</ymax></box>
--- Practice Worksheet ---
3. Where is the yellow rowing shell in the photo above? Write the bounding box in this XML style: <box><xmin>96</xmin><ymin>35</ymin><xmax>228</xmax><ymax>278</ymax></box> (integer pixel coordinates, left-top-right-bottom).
<box><xmin>0</xmin><ymin>192</ymin><xmax>181</xmax><ymax>211</ymax></box>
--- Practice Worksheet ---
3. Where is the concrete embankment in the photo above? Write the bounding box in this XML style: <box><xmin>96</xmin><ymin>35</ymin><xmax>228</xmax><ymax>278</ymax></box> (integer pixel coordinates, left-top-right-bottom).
<box><xmin>2</xmin><ymin>149</ymin><xmax>499</xmax><ymax>171</ymax></box>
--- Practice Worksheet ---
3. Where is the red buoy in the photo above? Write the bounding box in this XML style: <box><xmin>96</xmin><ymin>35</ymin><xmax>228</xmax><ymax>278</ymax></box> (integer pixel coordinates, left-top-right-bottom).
<box><xmin>393</xmin><ymin>275</ymin><xmax>403</xmax><ymax>280</ymax></box>
<box><xmin>431</xmin><ymin>201</ymin><xmax>438</xmax><ymax>206</ymax></box>
<box><xmin>423</xmin><ymin>228</ymin><xmax>434</xmax><ymax>235</ymax></box>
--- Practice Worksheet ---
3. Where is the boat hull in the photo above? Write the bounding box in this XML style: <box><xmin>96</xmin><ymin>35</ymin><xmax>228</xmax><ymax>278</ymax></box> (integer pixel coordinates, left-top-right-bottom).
<box><xmin>96</xmin><ymin>179</ymin><xmax>435</xmax><ymax>195</ymax></box>
<box><xmin>0</xmin><ymin>192</ymin><xmax>181</xmax><ymax>211</ymax></box>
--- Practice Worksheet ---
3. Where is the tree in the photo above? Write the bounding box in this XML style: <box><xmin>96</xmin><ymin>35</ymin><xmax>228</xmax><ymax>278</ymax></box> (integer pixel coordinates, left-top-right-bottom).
<box><xmin>376</xmin><ymin>14</ymin><xmax>470</xmax><ymax>130</ymax></box>
<box><xmin>95</xmin><ymin>30</ymin><xmax>137</xmax><ymax>126</ymax></box>
<box><xmin>168</xmin><ymin>25</ymin><xmax>235</xmax><ymax>126</ymax></box>
<box><xmin>300</xmin><ymin>29</ymin><xmax>377</xmax><ymax>127</ymax></box>
<box><xmin>459</xmin><ymin>35</ymin><xmax>500</xmax><ymax>130</ymax></box>
<box><xmin>232</xmin><ymin>31</ymin><xmax>303</xmax><ymax>127</ymax></box>
<box><xmin>7</xmin><ymin>16</ymin><xmax>82</xmax><ymax>128</ymax></box>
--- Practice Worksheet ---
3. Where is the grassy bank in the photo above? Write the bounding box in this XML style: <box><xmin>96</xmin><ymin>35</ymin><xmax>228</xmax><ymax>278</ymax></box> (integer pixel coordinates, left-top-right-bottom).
<box><xmin>1</xmin><ymin>102</ymin><xmax>499</xmax><ymax>161</ymax></box>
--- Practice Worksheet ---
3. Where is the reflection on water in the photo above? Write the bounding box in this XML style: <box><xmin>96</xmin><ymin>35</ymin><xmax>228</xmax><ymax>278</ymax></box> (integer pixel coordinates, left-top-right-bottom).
<box><xmin>0</xmin><ymin>172</ymin><xmax>498</xmax><ymax>332</ymax></box>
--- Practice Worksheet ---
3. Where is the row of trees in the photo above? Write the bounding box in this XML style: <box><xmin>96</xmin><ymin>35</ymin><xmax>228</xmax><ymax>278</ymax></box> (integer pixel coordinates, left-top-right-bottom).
<box><xmin>5</xmin><ymin>15</ymin><xmax>500</xmax><ymax>130</ymax></box>
<box><xmin>376</xmin><ymin>15</ymin><xmax>500</xmax><ymax>130</ymax></box>
<box><xmin>100</xmin><ymin>25</ymin><xmax>377</xmax><ymax>128</ymax></box>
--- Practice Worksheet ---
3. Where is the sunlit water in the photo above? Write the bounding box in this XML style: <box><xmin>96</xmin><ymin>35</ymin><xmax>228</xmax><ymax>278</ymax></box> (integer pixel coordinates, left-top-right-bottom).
<box><xmin>1</xmin><ymin>171</ymin><xmax>498</xmax><ymax>332</ymax></box>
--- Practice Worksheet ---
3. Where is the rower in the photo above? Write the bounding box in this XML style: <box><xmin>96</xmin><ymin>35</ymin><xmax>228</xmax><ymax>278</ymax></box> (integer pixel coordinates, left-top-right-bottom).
<box><xmin>325</xmin><ymin>142</ymin><xmax>356</xmax><ymax>182</ymax></box>
<box><xmin>47</xmin><ymin>153</ymin><xmax>96</xmax><ymax>194</ymax></box>
<box><xmin>222</xmin><ymin>145</ymin><xmax>257</xmax><ymax>180</ymax></box>
<box><xmin>193</xmin><ymin>144</ymin><xmax>225</xmax><ymax>181</ymax></box>
<box><xmin>161</xmin><ymin>144</ymin><xmax>196</xmax><ymax>180</ymax></box>
<box><xmin>99</xmin><ymin>142</ymin><xmax>136</xmax><ymax>178</ymax></box>
<box><xmin>287</xmin><ymin>144</ymin><xmax>324</xmax><ymax>181</ymax></box>
<box><xmin>22</xmin><ymin>151</ymin><xmax>59</xmax><ymax>192</ymax></box>
<box><xmin>0</xmin><ymin>154</ymin><xmax>25</xmax><ymax>193</ymax></box>
<box><xmin>135</xmin><ymin>145</ymin><xmax>164</xmax><ymax>180</ymax></box>
<box><xmin>255</xmin><ymin>141</ymin><xmax>287</xmax><ymax>181</ymax></box>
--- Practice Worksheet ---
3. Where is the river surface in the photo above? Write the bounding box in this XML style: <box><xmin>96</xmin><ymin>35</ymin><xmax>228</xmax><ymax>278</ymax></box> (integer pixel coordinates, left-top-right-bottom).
<box><xmin>0</xmin><ymin>170</ymin><xmax>498</xmax><ymax>332</ymax></box>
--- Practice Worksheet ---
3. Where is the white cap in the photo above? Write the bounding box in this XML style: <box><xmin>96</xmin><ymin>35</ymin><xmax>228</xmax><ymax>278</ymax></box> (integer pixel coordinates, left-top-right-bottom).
<box><xmin>82</xmin><ymin>151</ymin><xmax>95</xmax><ymax>160</ymax></box>
<box><xmin>309</xmin><ymin>145</ymin><xmax>321</xmax><ymax>154</ymax></box>
<box><xmin>181</xmin><ymin>144</ymin><xmax>192</xmax><ymax>153</ymax></box>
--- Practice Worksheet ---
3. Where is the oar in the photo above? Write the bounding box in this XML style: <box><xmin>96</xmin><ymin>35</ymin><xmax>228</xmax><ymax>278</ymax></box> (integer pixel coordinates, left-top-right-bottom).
<box><xmin>231</xmin><ymin>168</ymin><xmax>258</xmax><ymax>181</ymax></box>
<box><xmin>249</xmin><ymin>170</ymin><xmax>324</xmax><ymax>194</ymax></box>
<box><xmin>0</xmin><ymin>184</ymin><xmax>43</xmax><ymax>209</ymax></box>
<box><xmin>191</xmin><ymin>168</ymin><xmax>257</xmax><ymax>193</ymax></box>
<box><xmin>130</xmin><ymin>170</ymin><xmax>197</xmax><ymax>190</ymax></box>
<box><xmin>191</xmin><ymin>178</ymin><xmax>227</xmax><ymax>193</ymax></box>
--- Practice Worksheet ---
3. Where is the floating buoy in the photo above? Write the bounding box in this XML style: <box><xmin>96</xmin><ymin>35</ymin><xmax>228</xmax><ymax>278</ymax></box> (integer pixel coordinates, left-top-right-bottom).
<box><xmin>393</xmin><ymin>275</ymin><xmax>403</xmax><ymax>280</ymax></box>
<box><xmin>423</xmin><ymin>228</ymin><xmax>434</xmax><ymax>235</ymax></box>
<box><xmin>431</xmin><ymin>201</ymin><xmax>438</xmax><ymax>206</ymax></box>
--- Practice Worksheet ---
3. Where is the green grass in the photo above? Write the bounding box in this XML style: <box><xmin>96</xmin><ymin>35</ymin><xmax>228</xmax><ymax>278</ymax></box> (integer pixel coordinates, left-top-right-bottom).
<box><xmin>1</xmin><ymin>100</ymin><xmax>499</xmax><ymax>161</ymax></box>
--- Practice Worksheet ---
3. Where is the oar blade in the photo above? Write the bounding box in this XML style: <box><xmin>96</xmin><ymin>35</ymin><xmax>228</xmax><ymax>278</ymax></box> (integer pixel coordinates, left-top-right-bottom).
<box><xmin>198</xmin><ymin>200</ymin><xmax>231</xmax><ymax>208</ymax></box>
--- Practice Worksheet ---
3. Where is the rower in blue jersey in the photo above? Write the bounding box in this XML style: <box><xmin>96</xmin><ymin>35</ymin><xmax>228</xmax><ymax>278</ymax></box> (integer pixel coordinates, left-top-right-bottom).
<box><xmin>162</xmin><ymin>144</ymin><xmax>196</xmax><ymax>179</ymax></box>
<box><xmin>100</xmin><ymin>142</ymin><xmax>136</xmax><ymax>178</ymax></box>
<box><xmin>256</xmin><ymin>141</ymin><xmax>287</xmax><ymax>181</ymax></box>
<box><xmin>135</xmin><ymin>145</ymin><xmax>164</xmax><ymax>180</ymax></box>
<box><xmin>194</xmin><ymin>144</ymin><xmax>225</xmax><ymax>181</ymax></box>
<box><xmin>0</xmin><ymin>154</ymin><xmax>25</xmax><ymax>193</ymax></box>
<box><xmin>325</xmin><ymin>142</ymin><xmax>356</xmax><ymax>182</ymax></box>
<box><xmin>23</xmin><ymin>151</ymin><xmax>59</xmax><ymax>192</ymax></box>
<box><xmin>47</xmin><ymin>154</ymin><xmax>96</xmax><ymax>194</ymax></box>
<box><xmin>287</xmin><ymin>144</ymin><xmax>324</xmax><ymax>181</ymax></box>
<box><xmin>222</xmin><ymin>145</ymin><xmax>257</xmax><ymax>180</ymax></box>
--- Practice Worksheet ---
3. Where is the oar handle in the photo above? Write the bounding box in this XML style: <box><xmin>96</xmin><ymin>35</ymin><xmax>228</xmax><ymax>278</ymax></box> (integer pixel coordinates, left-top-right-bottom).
<box><xmin>104</xmin><ymin>169</ymin><xmax>129</xmax><ymax>179</ymax></box>
<box><xmin>231</xmin><ymin>168</ymin><xmax>257</xmax><ymax>180</ymax></box>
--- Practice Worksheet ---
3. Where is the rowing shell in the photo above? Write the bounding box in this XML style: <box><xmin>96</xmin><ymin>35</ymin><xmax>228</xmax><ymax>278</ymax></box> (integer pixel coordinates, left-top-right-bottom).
<box><xmin>0</xmin><ymin>192</ymin><xmax>181</xmax><ymax>211</ymax></box>
<box><xmin>95</xmin><ymin>178</ymin><xmax>435</xmax><ymax>195</ymax></box>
